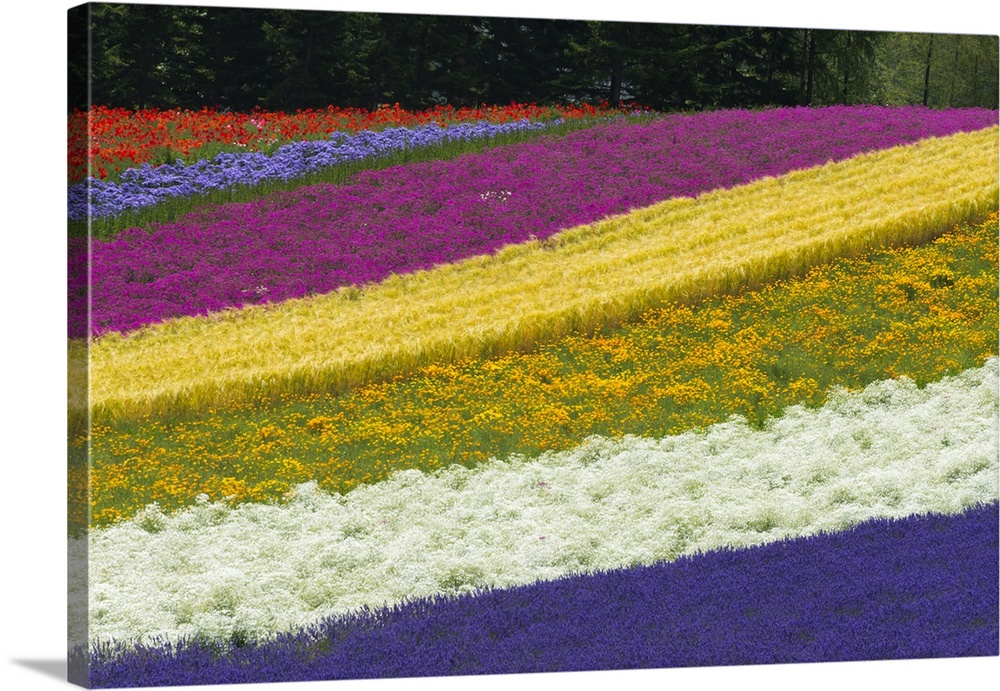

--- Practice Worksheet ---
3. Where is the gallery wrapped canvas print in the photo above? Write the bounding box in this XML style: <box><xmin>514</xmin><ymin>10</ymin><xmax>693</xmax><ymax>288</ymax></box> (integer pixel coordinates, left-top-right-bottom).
<box><xmin>66</xmin><ymin>1</ymin><xmax>999</xmax><ymax>687</ymax></box>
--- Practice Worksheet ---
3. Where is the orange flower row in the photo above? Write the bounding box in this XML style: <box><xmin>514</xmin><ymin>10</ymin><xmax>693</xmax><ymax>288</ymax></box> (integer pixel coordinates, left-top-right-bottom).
<box><xmin>75</xmin><ymin>213</ymin><xmax>999</xmax><ymax>530</ymax></box>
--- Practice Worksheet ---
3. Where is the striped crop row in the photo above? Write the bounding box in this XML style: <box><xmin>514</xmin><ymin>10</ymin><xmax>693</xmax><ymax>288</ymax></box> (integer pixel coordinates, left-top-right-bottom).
<box><xmin>77</xmin><ymin>213</ymin><xmax>998</xmax><ymax>528</ymax></box>
<box><xmin>73</xmin><ymin>126</ymin><xmax>999</xmax><ymax>430</ymax></box>
<box><xmin>72</xmin><ymin>105</ymin><xmax>997</xmax><ymax>337</ymax></box>
<box><xmin>83</xmin><ymin>502</ymin><xmax>998</xmax><ymax>684</ymax></box>
<box><xmin>71</xmin><ymin>105</ymin><xmax>1000</xmax><ymax>686</ymax></box>
<box><xmin>76</xmin><ymin>358</ymin><xmax>999</xmax><ymax>646</ymax></box>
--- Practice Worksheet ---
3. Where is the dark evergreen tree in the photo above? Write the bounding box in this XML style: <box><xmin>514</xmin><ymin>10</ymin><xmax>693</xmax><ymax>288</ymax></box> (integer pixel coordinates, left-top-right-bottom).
<box><xmin>68</xmin><ymin>4</ymin><xmax>92</xmax><ymax>111</ymax></box>
<box><xmin>70</xmin><ymin>4</ymin><xmax>999</xmax><ymax>112</ymax></box>
<box><xmin>192</xmin><ymin>7</ymin><xmax>273</xmax><ymax>109</ymax></box>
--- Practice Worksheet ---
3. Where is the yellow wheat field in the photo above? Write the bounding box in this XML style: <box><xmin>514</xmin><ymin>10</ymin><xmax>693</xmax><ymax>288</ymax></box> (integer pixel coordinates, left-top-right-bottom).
<box><xmin>72</xmin><ymin>126</ymin><xmax>999</xmax><ymax>427</ymax></box>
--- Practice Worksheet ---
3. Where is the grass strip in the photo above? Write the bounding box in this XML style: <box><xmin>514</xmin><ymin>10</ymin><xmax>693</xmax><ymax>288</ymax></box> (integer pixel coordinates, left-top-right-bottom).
<box><xmin>78</xmin><ymin>213</ymin><xmax>999</xmax><ymax>528</ymax></box>
<box><xmin>74</xmin><ymin>127</ymin><xmax>999</xmax><ymax>431</ymax></box>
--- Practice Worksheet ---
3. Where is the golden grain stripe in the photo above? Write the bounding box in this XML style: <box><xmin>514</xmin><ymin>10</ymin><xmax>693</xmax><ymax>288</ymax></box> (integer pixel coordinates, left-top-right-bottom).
<box><xmin>71</xmin><ymin>126</ymin><xmax>999</xmax><ymax>427</ymax></box>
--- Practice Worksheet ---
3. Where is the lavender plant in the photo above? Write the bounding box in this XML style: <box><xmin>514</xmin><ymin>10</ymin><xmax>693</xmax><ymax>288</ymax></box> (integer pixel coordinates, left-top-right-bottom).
<box><xmin>82</xmin><ymin>501</ymin><xmax>999</xmax><ymax>686</ymax></box>
<box><xmin>67</xmin><ymin>119</ymin><xmax>559</xmax><ymax>221</ymax></box>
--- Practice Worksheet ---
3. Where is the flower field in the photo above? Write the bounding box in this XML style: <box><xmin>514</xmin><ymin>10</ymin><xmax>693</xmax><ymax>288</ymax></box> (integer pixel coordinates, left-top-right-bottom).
<box><xmin>70</xmin><ymin>103</ymin><xmax>1000</xmax><ymax>686</ymax></box>
<box><xmin>69</xmin><ymin>118</ymin><xmax>562</xmax><ymax>222</ymax></box>
<box><xmin>67</xmin><ymin>102</ymin><xmax>622</xmax><ymax>183</ymax></box>
<box><xmin>71</xmin><ymin>105</ymin><xmax>995</xmax><ymax>336</ymax></box>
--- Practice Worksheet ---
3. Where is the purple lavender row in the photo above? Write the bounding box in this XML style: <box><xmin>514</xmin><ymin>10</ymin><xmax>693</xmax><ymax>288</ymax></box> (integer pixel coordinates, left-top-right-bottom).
<box><xmin>67</xmin><ymin>119</ymin><xmax>558</xmax><ymax>221</ymax></box>
<box><xmin>81</xmin><ymin>502</ymin><xmax>999</xmax><ymax>687</ymax></box>
<box><xmin>74</xmin><ymin>106</ymin><xmax>998</xmax><ymax>338</ymax></box>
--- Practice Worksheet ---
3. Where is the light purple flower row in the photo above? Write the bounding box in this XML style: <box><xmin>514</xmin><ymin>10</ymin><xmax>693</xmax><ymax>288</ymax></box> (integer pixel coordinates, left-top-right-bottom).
<box><xmin>67</xmin><ymin>119</ymin><xmax>559</xmax><ymax>220</ymax></box>
<box><xmin>81</xmin><ymin>502</ymin><xmax>999</xmax><ymax>686</ymax></box>
<box><xmin>72</xmin><ymin>106</ymin><xmax>998</xmax><ymax>338</ymax></box>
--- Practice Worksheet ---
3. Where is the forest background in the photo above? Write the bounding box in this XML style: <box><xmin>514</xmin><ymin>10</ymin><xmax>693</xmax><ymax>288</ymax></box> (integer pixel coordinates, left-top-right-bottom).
<box><xmin>70</xmin><ymin>4</ymin><xmax>998</xmax><ymax>112</ymax></box>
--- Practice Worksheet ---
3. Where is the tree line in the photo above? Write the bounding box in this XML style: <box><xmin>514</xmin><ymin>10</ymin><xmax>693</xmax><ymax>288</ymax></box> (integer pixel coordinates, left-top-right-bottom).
<box><xmin>68</xmin><ymin>3</ymin><xmax>999</xmax><ymax>112</ymax></box>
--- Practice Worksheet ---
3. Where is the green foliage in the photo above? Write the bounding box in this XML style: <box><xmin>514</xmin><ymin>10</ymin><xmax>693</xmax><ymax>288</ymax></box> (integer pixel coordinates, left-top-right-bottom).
<box><xmin>808</xmin><ymin>30</ymin><xmax>885</xmax><ymax>105</ymax></box>
<box><xmin>69</xmin><ymin>5</ymin><xmax>1000</xmax><ymax>112</ymax></box>
<box><xmin>873</xmin><ymin>33</ymin><xmax>999</xmax><ymax>109</ymax></box>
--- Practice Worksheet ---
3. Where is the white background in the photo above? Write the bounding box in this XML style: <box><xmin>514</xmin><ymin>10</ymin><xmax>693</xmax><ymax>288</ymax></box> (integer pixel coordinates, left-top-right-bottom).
<box><xmin>2</xmin><ymin>1</ymin><xmax>997</xmax><ymax>689</ymax></box>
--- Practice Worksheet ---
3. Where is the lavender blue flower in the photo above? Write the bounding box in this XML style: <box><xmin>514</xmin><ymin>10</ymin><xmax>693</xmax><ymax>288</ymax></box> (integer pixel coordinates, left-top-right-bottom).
<box><xmin>67</xmin><ymin>119</ymin><xmax>558</xmax><ymax>221</ymax></box>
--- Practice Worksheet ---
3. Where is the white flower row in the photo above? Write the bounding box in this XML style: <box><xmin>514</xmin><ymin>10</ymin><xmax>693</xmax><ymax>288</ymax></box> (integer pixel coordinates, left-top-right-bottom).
<box><xmin>77</xmin><ymin>359</ymin><xmax>999</xmax><ymax>646</ymax></box>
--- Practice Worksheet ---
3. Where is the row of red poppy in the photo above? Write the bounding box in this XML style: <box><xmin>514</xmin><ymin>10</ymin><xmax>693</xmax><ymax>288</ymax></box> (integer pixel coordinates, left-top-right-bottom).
<box><xmin>67</xmin><ymin>101</ymin><xmax>641</xmax><ymax>182</ymax></box>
